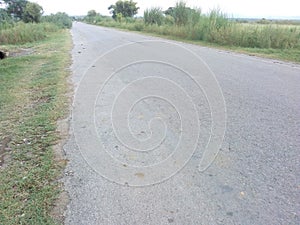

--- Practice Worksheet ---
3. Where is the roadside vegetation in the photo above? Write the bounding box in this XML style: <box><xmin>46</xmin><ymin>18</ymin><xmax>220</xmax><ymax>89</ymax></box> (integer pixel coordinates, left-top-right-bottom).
<box><xmin>0</xmin><ymin>11</ymin><xmax>72</xmax><ymax>45</ymax></box>
<box><xmin>0</xmin><ymin>22</ymin><xmax>59</xmax><ymax>45</ymax></box>
<box><xmin>82</xmin><ymin>0</ymin><xmax>300</xmax><ymax>63</ymax></box>
<box><xmin>0</xmin><ymin>0</ymin><xmax>72</xmax><ymax>224</ymax></box>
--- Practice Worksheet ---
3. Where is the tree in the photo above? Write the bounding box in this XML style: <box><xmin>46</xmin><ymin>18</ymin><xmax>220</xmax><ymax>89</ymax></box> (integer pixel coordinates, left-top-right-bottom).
<box><xmin>3</xmin><ymin>0</ymin><xmax>28</xmax><ymax>20</ymax></box>
<box><xmin>22</xmin><ymin>1</ymin><xmax>43</xmax><ymax>23</ymax></box>
<box><xmin>0</xmin><ymin>8</ymin><xmax>10</xmax><ymax>22</ymax></box>
<box><xmin>164</xmin><ymin>2</ymin><xmax>198</xmax><ymax>26</ymax></box>
<box><xmin>87</xmin><ymin>10</ymin><xmax>97</xmax><ymax>18</ymax></box>
<box><xmin>85</xmin><ymin>10</ymin><xmax>102</xmax><ymax>24</ymax></box>
<box><xmin>164</xmin><ymin>7</ymin><xmax>174</xmax><ymax>16</ymax></box>
<box><xmin>108</xmin><ymin>0</ymin><xmax>139</xmax><ymax>20</ymax></box>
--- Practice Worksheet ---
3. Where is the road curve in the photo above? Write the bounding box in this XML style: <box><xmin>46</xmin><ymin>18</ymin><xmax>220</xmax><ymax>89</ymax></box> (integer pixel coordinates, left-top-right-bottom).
<box><xmin>64</xmin><ymin>22</ymin><xmax>300</xmax><ymax>225</ymax></box>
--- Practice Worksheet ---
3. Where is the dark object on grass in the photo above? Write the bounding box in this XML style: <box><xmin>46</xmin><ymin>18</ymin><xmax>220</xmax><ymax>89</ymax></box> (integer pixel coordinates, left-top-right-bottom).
<box><xmin>0</xmin><ymin>51</ymin><xmax>7</xmax><ymax>60</ymax></box>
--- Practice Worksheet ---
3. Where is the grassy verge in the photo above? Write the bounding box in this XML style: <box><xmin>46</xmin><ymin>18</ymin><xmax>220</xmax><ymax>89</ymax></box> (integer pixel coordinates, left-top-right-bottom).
<box><xmin>138</xmin><ymin>28</ymin><xmax>300</xmax><ymax>63</ymax></box>
<box><xmin>83</xmin><ymin>1</ymin><xmax>299</xmax><ymax>63</ymax></box>
<box><xmin>0</xmin><ymin>22</ymin><xmax>60</xmax><ymax>45</ymax></box>
<box><xmin>0</xmin><ymin>29</ymin><xmax>71</xmax><ymax>224</ymax></box>
<box><xmin>96</xmin><ymin>21</ymin><xmax>300</xmax><ymax>63</ymax></box>
<box><xmin>83</xmin><ymin>1</ymin><xmax>300</xmax><ymax>63</ymax></box>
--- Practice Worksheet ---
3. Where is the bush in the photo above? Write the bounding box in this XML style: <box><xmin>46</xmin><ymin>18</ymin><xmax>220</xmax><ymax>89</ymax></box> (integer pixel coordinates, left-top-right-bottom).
<box><xmin>133</xmin><ymin>21</ymin><xmax>144</xmax><ymax>31</ymax></box>
<box><xmin>164</xmin><ymin>15</ymin><xmax>175</xmax><ymax>25</ymax></box>
<box><xmin>84</xmin><ymin>10</ymin><xmax>102</xmax><ymax>24</ymax></box>
<box><xmin>144</xmin><ymin>7</ymin><xmax>164</xmax><ymax>26</ymax></box>
<box><xmin>173</xmin><ymin>1</ymin><xmax>189</xmax><ymax>26</ymax></box>
<box><xmin>42</xmin><ymin>12</ymin><xmax>72</xmax><ymax>29</ymax></box>
<box><xmin>188</xmin><ymin>8</ymin><xmax>201</xmax><ymax>26</ymax></box>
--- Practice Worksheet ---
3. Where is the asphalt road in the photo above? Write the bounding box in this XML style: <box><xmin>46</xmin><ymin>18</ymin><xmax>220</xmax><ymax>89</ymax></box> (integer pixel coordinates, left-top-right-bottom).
<box><xmin>64</xmin><ymin>22</ymin><xmax>300</xmax><ymax>224</ymax></box>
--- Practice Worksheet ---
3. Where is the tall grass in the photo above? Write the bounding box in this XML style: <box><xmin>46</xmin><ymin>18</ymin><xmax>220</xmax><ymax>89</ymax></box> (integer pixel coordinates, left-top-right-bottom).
<box><xmin>144</xmin><ymin>7</ymin><xmax>164</xmax><ymax>26</ymax></box>
<box><xmin>97</xmin><ymin>5</ymin><xmax>300</xmax><ymax>51</ymax></box>
<box><xmin>0</xmin><ymin>22</ymin><xmax>59</xmax><ymax>45</ymax></box>
<box><xmin>172</xmin><ymin>1</ymin><xmax>189</xmax><ymax>26</ymax></box>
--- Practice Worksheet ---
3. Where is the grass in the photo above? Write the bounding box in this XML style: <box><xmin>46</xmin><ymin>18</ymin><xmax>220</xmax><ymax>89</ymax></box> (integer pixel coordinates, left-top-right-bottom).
<box><xmin>0</xmin><ymin>28</ymin><xmax>71</xmax><ymax>224</ymax></box>
<box><xmin>97</xmin><ymin>20</ymin><xmax>300</xmax><ymax>63</ymax></box>
<box><xmin>0</xmin><ymin>22</ymin><xmax>59</xmax><ymax>45</ymax></box>
<box><xmin>93</xmin><ymin>12</ymin><xmax>300</xmax><ymax>63</ymax></box>
<box><xmin>138</xmin><ymin>27</ymin><xmax>300</xmax><ymax>63</ymax></box>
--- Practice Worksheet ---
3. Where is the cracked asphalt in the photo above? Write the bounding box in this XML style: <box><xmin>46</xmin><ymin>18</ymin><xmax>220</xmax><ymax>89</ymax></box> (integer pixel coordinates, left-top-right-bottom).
<box><xmin>64</xmin><ymin>22</ymin><xmax>300</xmax><ymax>225</ymax></box>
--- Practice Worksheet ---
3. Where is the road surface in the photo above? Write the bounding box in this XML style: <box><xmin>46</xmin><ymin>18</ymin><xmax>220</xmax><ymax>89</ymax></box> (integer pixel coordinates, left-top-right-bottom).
<box><xmin>64</xmin><ymin>22</ymin><xmax>300</xmax><ymax>224</ymax></box>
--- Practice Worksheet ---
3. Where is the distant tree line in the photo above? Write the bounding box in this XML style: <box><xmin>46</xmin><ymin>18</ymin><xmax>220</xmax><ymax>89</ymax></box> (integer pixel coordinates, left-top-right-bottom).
<box><xmin>0</xmin><ymin>0</ymin><xmax>72</xmax><ymax>28</ymax></box>
<box><xmin>106</xmin><ymin>0</ymin><xmax>200</xmax><ymax>26</ymax></box>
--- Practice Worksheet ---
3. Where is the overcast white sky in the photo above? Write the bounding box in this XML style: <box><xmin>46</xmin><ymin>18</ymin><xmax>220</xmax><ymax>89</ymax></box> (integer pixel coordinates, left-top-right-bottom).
<box><xmin>33</xmin><ymin>0</ymin><xmax>299</xmax><ymax>19</ymax></box>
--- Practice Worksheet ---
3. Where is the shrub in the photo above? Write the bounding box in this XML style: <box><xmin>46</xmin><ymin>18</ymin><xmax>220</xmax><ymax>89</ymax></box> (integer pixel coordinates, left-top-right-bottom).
<box><xmin>173</xmin><ymin>1</ymin><xmax>189</xmax><ymax>26</ymax></box>
<box><xmin>133</xmin><ymin>21</ymin><xmax>144</xmax><ymax>31</ymax></box>
<box><xmin>187</xmin><ymin>8</ymin><xmax>201</xmax><ymax>27</ymax></box>
<box><xmin>164</xmin><ymin>15</ymin><xmax>175</xmax><ymax>25</ymax></box>
<box><xmin>144</xmin><ymin>7</ymin><xmax>164</xmax><ymax>26</ymax></box>
<box><xmin>42</xmin><ymin>12</ymin><xmax>72</xmax><ymax>29</ymax></box>
<box><xmin>84</xmin><ymin>10</ymin><xmax>102</xmax><ymax>24</ymax></box>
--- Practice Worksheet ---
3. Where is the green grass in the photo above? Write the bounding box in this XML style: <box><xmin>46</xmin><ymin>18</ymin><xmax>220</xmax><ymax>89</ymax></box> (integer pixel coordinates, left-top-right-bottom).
<box><xmin>0</xmin><ymin>22</ymin><xmax>59</xmax><ymax>45</ymax></box>
<box><xmin>138</xmin><ymin>28</ymin><xmax>300</xmax><ymax>63</ymax></box>
<box><xmin>95</xmin><ymin>15</ymin><xmax>300</xmax><ymax>63</ymax></box>
<box><xmin>0</xmin><ymin>29</ymin><xmax>71</xmax><ymax>224</ymax></box>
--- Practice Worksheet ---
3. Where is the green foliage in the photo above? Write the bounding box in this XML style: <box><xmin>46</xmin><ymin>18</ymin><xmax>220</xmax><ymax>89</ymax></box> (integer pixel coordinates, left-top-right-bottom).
<box><xmin>42</xmin><ymin>12</ymin><xmax>72</xmax><ymax>29</ymax></box>
<box><xmin>0</xmin><ymin>22</ymin><xmax>58</xmax><ymax>44</ymax></box>
<box><xmin>22</xmin><ymin>2</ymin><xmax>43</xmax><ymax>23</ymax></box>
<box><xmin>95</xmin><ymin>1</ymin><xmax>300</xmax><ymax>56</ymax></box>
<box><xmin>0</xmin><ymin>8</ymin><xmax>11</xmax><ymax>22</ymax></box>
<box><xmin>164</xmin><ymin>7</ymin><xmax>174</xmax><ymax>16</ymax></box>
<box><xmin>87</xmin><ymin>9</ymin><xmax>97</xmax><ymax>18</ymax></box>
<box><xmin>116</xmin><ymin>12</ymin><xmax>123</xmax><ymax>22</ymax></box>
<box><xmin>98</xmin><ymin>6</ymin><xmax>300</xmax><ymax>52</ymax></box>
<box><xmin>188</xmin><ymin>8</ymin><xmax>201</xmax><ymax>26</ymax></box>
<box><xmin>144</xmin><ymin>7</ymin><xmax>164</xmax><ymax>26</ymax></box>
<box><xmin>172</xmin><ymin>1</ymin><xmax>189</xmax><ymax>26</ymax></box>
<box><xmin>3</xmin><ymin>0</ymin><xmax>28</xmax><ymax>20</ymax></box>
<box><xmin>257</xmin><ymin>18</ymin><xmax>270</xmax><ymax>24</ymax></box>
<box><xmin>1</xmin><ymin>0</ymin><xmax>44</xmax><ymax>24</ymax></box>
<box><xmin>97</xmin><ymin>16</ymin><xmax>145</xmax><ymax>31</ymax></box>
<box><xmin>208</xmin><ymin>8</ymin><xmax>229</xmax><ymax>31</ymax></box>
<box><xmin>165</xmin><ymin>2</ymin><xmax>202</xmax><ymax>27</ymax></box>
<box><xmin>133</xmin><ymin>21</ymin><xmax>144</xmax><ymax>31</ymax></box>
<box><xmin>108</xmin><ymin>0</ymin><xmax>139</xmax><ymax>20</ymax></box>
<box><xmin>164</xmin><ymin>15</ymin><xmax>175</xmax><ymax>25</ymax></box>
<box><xmin>84</xmin><ymin>10</ymin><xmax>102</xmax><ymax>24</ymax></box>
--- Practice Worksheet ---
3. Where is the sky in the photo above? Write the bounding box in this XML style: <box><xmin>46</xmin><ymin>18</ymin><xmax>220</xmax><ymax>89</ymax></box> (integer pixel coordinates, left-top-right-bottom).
<box><xmin>33</xmin><ymin>0</ymin><xmax>300</xmax><ymax>19</ymax></box>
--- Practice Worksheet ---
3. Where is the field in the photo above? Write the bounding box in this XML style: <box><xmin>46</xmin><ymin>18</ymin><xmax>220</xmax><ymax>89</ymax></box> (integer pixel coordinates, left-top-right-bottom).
<box><xmin>0</xmin><ymin>23</ymin><xmax>71</xmax><ymax>224</ymax></box>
